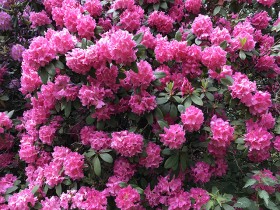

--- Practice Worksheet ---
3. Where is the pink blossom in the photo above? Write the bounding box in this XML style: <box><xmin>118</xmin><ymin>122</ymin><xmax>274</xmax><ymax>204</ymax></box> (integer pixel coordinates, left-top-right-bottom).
<box><xmin>63</xmin><ymin>152</ymin><xmax>84</xmax><ymax>180</ymax></box>
<box><xmin>209</xmin><ymin>65</ymin><xmax>233</xmax><ymax>81</ymax></box>
<box><xmin>160</xmin><ymin>124</ymin><xmax>186</xmax><ymax>149</ymax></box>
<box><xmin>39</xmin><ymin>125</ymin><xmax>56</xmax><ymax>145</ymax></box>
<box><xmin>0</xmin><ymin>112</ymin><xmax>12</xmax><ymax>133</ymax></box>
<box><xmin>44</xmin><ymin>161</ymin><xmax>64</xmax><ymax>187</ymax></box>
<box><xmin>115</xmin><ymin>185</ymin><xmax>141</xmax><ymax>210</ymax></box>
<box><xmin>112</xmin><ymin>0</ymin><xmax>135</xmax><ymax>10</ymax></box>
<box><xmin>111</xmin><ymin>131</ymin><xmax>143</xmax><ymax>157</ymax></box>
<box><xmin>41</xmin><ymin>196</ymin><xmax>61</xmax><ymax>210</ymax></box>
<box><xmin>29</xmin><ymin>11</ymin><xmax>51</xmax><ymax>28</ymax></box>
<box><xmin>76</xmin><ymin>15</ymin><xmax>96</xmax><ymax>40</ymax></box>
<box><xmin>191</xmin><ymin>15</ymin><xmax>213</xmax><ymax>39</ymax></box>
<box><xmin>201</xmin><ymin>46</ymin><xmax>227</xmax><ymax>70</ymax></box>
<box><xmin>245</xmin><ymin>128</ymin><xmax>273</xmax><ymax>151</ymax></box>
<box><xmin>8</xmin><ymin>189</ymin><xmax>37</xmax><ymax>210</ymax></box>
<box><xmin>185</xmin><ymin>0</ymin><xmax>202</xmax><ymax>14</ymax></box>
<box><xmin>231</xmin><ymin>32</ymin><xmax>256</xmax><ymax>51</ymax></box>
<box><xmin>63</xmin><ymin>7</ymin><xmax>81</xmax><ymax>33</ymax></box>
<box><xmin>191</xmin><ymin>161</ymin><xmax>212</xmax><ymax>183</ymax></box>
<box><xmin>113</xmin><ymin>157</ymin><xmax>136</xmax><ymax>180</ymax></box>
<box><xmin>109</xmin><ymin>30</ymin><xmax>137</xmax><ymax>64</ymax></box>
<box><xmin>10</xmin><ymin>44</ymin><xmax>25</xmax><ymax>62</ymax></box>
<box><xmin>119</xmin><ymin>6</ymin><xmax>144</xmax><ymax>32</ymax></box>
<box><xmin>251</xmin><ymin>11</ymin><xmax>271</xmax><ymax>30</ymax></box>
<box><xmin>139</xmin><ymin>142</ymin><xmax>163</xmax><ymax>168</ymax></box>
<box><xmin>248</xmin><ymin>91</ymin><xmax>272</xmax><ymax>115</ymax></box>
<box><xmin>84</xmin><ymin>0</ymin><xmax>102</xmax><ymax>17</ymax></box>
<box><xmin>168</xmin><ymin>0</ymin><xmax>184</xmax><ymax>22</ymax></box>
<box><xmin>49</xmin><ymin>28</ymin><xmax>76</xmax><ymax>54</ymax></box>
<box><xmin>210</xmin><ymin>27</ymin><xmax>231</xmax><ymax>45</ymax></box>
<box><xmin>252</xmin><ymin>170</ymin><xmax>277</xmax><ymax>194</ymax></box>
<box><xmin>52</xmin><ymin>146</ymin><xmax>71</xmax><ymax>163</ymax></box>
<box><xmin>66</xmin><ymin>48</ymin><xmax>91</xmax><ymax>74</ymax></box>
<box><xmin>0</xmin><ymin>11</ymin><xmax>11</xmax><ymax>31</ymax></box>
<box><xmin>210</xmin><ymin>115</ymin><xmax>234</xmax><ymax>147</ymax></box>
<box><xmin>52</xmin><ymin>7</ymin><xmax>64</xmax><ymax>27</ymax></box>
<box><xmin>190</xmin><ymin>188</ymin><xmax>210</xmax><ymax>210</ymax></box>
<box><xmin>0</xmin><ymin>174</ymin><xmax>17</xmax><ymax>194</ymax></box>
<box><xmin>274</xmin><ymin>136</ymin><xmax>280</xmax><ymax>152</ymax></box>
<box><xmin>168</xmin><ymin>190</ymin><xmax>191</xmax><ymax>210</ymax></box>
<box><xmin>148</xmin><ymin>11</ymin><xmax>174</xmax><ymax>34</ymax></box>
<box><xmin>256</xmin><ymin>55</ymin><xmax>280</xmax><ymax>74</ymax></box>
<box><xmin>257</xmin><ymin>0</ymin><xmax>275</xmax><ymax>7</ymax></box>
<box><xmin>137</xmin><ymin>26</ymin><xmax>156</xmax><ymax>49</ymax></box>
<box><xmin>181</xmin><ymin>106</ymin><xmax>204</xmax><ymax>132</ymax></box>
<box><xmin>212</xmin><ymin>159</ymin><xmax>228</xmax><ymax>177</ymax></box>
<box><xmin>129</xmin><ymin>92</ymin><xmax>157</xmax><ymax>115</ymax></box>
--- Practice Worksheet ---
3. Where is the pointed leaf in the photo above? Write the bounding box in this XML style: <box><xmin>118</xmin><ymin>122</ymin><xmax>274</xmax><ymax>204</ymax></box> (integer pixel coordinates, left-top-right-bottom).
<box><xmin>100</xmin><ymin>153</ymin><xmax>113</xmax><ymax>163</ymax></box>
<box><xmin>191</xmin><ymin>95</ymin><xmax>203</xmax><ymax>106</ymax></box>
<box><xmin>93</xmin><ymin>156</ymin><xmax>101</xmax><ymax>176</ymax></box>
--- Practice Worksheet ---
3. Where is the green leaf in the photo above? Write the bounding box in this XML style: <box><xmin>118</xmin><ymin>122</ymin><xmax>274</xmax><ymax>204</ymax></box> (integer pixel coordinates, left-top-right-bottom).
<box><xmin>184</xmin><ymin>97</ymin><xmax>192</xmax><ymax>108</ymax></box>
<box><xmin>195</xmin><ymin>38</ymin><xmax>202</xmax><ymax>45</ymax></box>
<box><xmin>38</xmin><ymin>68</ymin><xmax>48</xmax><ymax>84</ymax></box>
<box><xmin>81</xmin><ymin>38</ymin><xmax>87</xmax><ymax>49</ymax></box>
<box><xmin>146</xmin><ymin>113</ymin><xmax>154</xmax><ymax>125</ymax></box>
<box><xmin>205</xmin><ymin>200</ymin><xmax>214</xmax><ymax>210</ymax></box>
<box><xmin>239</xmin><ymin>50</ymin><xmax>246</xmax><ymax>60</ymax></box>
<box><xmin>170</xmin><ymin>103</ymin><xmax>177</xmax><ymax>118</ymax></box>
<box><xmin>175</xmin><ymin>31</ymin><xmax>182</xmax><ymax>41</ymax></box>
<box><xmin>220</xmin><ymin>41</ymin><xmax>228</xmax><ymax>50</ymax></box>
<box><xmin>220</xmin><ymin>76</ymin><xmax>233</xmax><ymax>86</ymax></box>
<box><xmin>133</xmin><ymin>33</ymin><xmax>144</xmax><ymax>44</ymax></box>
<box><xmin>55</xmin><ymin>184</ymin><xmax>62</xmax><ymax>196</ymax></box>
<box><xmin>213</xmin><ymin>6</ymin><xmax>222</xmax><ymax>15</ymax></box>
<box><xmin>275</xmin><ymin>192</ymin><xmax>280</xmax><ymax>202</ymax></box>
<box><xmin>156</xmin><ymin>97</ymin><xmax>169</xmax><ymax>105</ymax></box>
<box><xmin>131</xmin><ymin>62</ymin><xmax>138</xmax><ymax>73</ymax></box>
<box><xmin>258</xmin><ymin>190</ymin><xmax>269</xmax><ymax>206</ymax></box>
<box><xmin>239</xmin><ymin>38</ymin><xmax>247</xmax><ymax>47</ymax></box>
<box><xmin>7</xmin><ymin>110</ymin><xmax>14</xmax><ymax>118</ymax></box>
<box><xmin>96</xmin><ymin>120</ymin><xmax>105</xmax><ymax>130</ymax></box>
<box><xmin>153</xmin><ymin>3</ymin><xmax>160</xmax><ymax>10</ymax></box>
<box><xmin>0</xmin><ymin>95</ymin><xmax>9</xmax><ymax>101</ymax></box>
<box><xmin>86</xmin><ymin>115</ymin><xmax>95</xmax><ymax>125</ymax></box>
<box><xmin>222</xmin><ymin>204</ymin><xmax>234</xmax><ymax>210</ymax></box>
<box><xmin>180</xmin><ymin>152</ymin><xmax>187</xmax><ymax>171</ymax></box>
<box><xmin>234</xmin><ymin>197</ymin><xmax>251</xmax><ymax>208</ymax></box>
<box><xmin>64</xmin><ymin>101</ymin><xmax>71</xmax><ymax>118</ymax></box>
<box><xmin>158</xmin><ymin>120</ymin><xmax>168</xmax><ymax>129</ymax></box>
<box><xmin>178</xmin><ymin>105</ymin><xmax>185</xmax><ymax>113</ymax></box>
<box><xmin>154</xmin><ymin>107</ymin><xmax>164</xmax><ymax>120</ymax></box>
<box><xmin>5</xmin><ymin>186</ymin><xmax>18</xmax><ymax>194</ymax></box>
<box><xmin>243</xmin><ymin>179</ymin><xmax>257</xmax><ymax>188</ymax></box>
<box><xmin>84</xmin><ymin>150</ymin><xmax>96</xmax><ymax>158</ymax></box>
<box><xmin>93</xmin><ymin>156</ymin><xmax>101</xmax><ymax>176</ymax></box>
<box><xmin>100</xmin><ymin>153</ymin><xmax>113</xmax><ymax>163</ymax></box>
<box><xmin>235</xmin><ymin>138</ymin><xmax>244</xmax><ymax>144</ymax></box>
<box><xmin>32</xmin><ymin>185</ymin><xmax>40</xmax><ymax>194</ymax></box>
<box><xmin>164</xmin><ymin>154</ymin><xmax>179</xmax><ymax>169</ymax></box>
<box><xmin>154</xmin><ymin>71</ymin><xmax>166</xmax><ymax>79</ymax></box>
<box><xmin>160</xmin><ymin>2</ymin><xmax>168</xmax><ymax>9</ymax></box>
<box><xmin>45</xmin><ymin>62</ymin><xmax>56</xmax><ymax>76</ymax></box>
<box><xmin>206</xmin><ymin>92</ymin><xmax>215</xmax><ymax>101</ymax></box>
<box><xmin>191</xmin><ymin>95</ymin><xmax>203</xmax><ymax>106</ymax></box>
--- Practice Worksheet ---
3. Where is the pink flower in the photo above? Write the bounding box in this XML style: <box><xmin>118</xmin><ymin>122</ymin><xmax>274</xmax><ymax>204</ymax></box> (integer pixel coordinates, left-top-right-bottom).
<box><xmin>210</xmin><ymin>115</ymin><xmax>234</xmax><ymax>147</ymax></box>
<box><xmin>29</xmin><ymin>10</ymin><xmax>51</xmax><ymax>28</ymax></box>
<box><xmin>181</xmin><ymin>106</ymin><xmax>204</xmax><ymax>132</ymax></box>
<box><xmin>39</xmin><ymin>125</ymin><xmax>56</xmax><ymax>145</ymax></box>
<box><xmin>251</xmin><ymin>11</ymin><xmax>271</xmax><ymax>29</ymax></box>
<box><xmin>129</xmin><ymin>92</ymin><xmax>157</xmax><ymax>115</ymax></box>
<box><xmin>76</xmin><ymin>15</ymin><xmax>96</xmax><ymax>40</ymax></box>
<box><xmin>111</xmin><ymin>131</ymin><xmax>143</xmax><ymax>157</ymax></box>
<box><xmin>212</xmin><ymin>159</ymin><xmax>228</xmax><ymax>177</ymax></box>
<box><xmin>190</xmin><ymin>188</ymin><xmax>210</xmax><ymax>210</ymax></box>
<box><xmin>248</xmin><ymin>91</ymin><xmax>272</xmax><ymax>115</ymax></box>
<box><xmin>113</xmin><ymin>157</ymin><xmax>136</xmax><ymax>180</ymax></box>
<box><xmin>0</xmin><ymin>174</ymin><xmax>17</xmax><ymax>194</ymax></box>
<box><xmin>201</xmin><ymin>46</ymin><xmax>227</xmax><ymax>70</ymax></box>
<box><xmin>274</xmin><ymin>136</ymin><xmax>280</xmax><ymax>152</ymax></box>
<box><xmin>22</xmin><ymin>36</ymin><xmax>55</xmax><ymax>69</ymax></box>
<box><xmin>63</xmin><ymin>7</ymin><xmax>81</xmax><ymax>33</ymax></box>
<box><xmin>185</xmin><ymin>0</ymin><xmax>202</xmax><ymax>14</ymax></box>
<box><xmin>252</xmin><ymin>170</ymin><xmax>277</xmax><ymax>194</ymax></box>
<box><xmin>66</xmin><ymin>48</ymin><xmax>91</xmax><ymax>74</ymax></box>
<box><xmin>0</xmin><ymin>112</ymin><xmax>12</xmax><ymax>133</ymax></box>
<box><xmin>51</xmin><ymin>7</ymin><xmax>64</xmax><ymax>27</ymax></box>
<box><xmin>210</xmin><ymin>27</ymin><xmax>231</xmax><ymax>45</ymax></box>
<box><xmin>137</xmin><ymin>26</ymin><xmax>156</xmax><ymax>49</ymax></box>
<box><xmin>8</xmin><ymin>189</ymin><xmax>37</xmax><ymax>210</ymax></box>
<box><xmin>109</xmin><ymin>30</ymin><xmax>137</xmax><ymax>65</ymax></box>
<box><xmin>63</xmin><ymin>152</ymin><xmax>84</xmax><ymax>180</ymax></box>
<box><xmin>119</xmin><ymin>6</ymin><xmax>144</xmax><ymax>32</ymax></box>
<box><xmin>245</xmin><ymin>128</ymin><xmax>273</xmax><ymax>151</ymax></box>
<box><xmin>229</xmin><ymin>72</ymin><xmax>256</xmax><ymax>101</ymax></box>
<box><xmin>139</xmin><ymin>142</ymin><xmax>163</xmax><ymax>168</ymax></box>
<box><xmin>72</xmin><ymin>187</ymin><xmax>107</xmax><ymax>210</ymax></box>
<box><xmin>256</xmin><ymin>55</ymin><xmax>280</xmax><ymax>74</ymax></box>
<box><xmin>209</xmin><ymin>65</ymin><xmax>233</xmax><ymax>81</ymax></box>
<box><xmin>80</xmin><ymin>127</ymin><xmax>111</xmax><ymax>151</ymax></box>
<box><xmin>10</xmin><ymin>44</ymin><xmax>25</xmax><ymax>62</ymax></box>
<box><xmin>231</xmin><ymin>32</ymin><xmax>255</xmax><ymax>51</ymax></box>
<box><xmin>148</xmin><ymin>11</ymin><xmax>174</xmax><ymax>34</ymax></box>
<box><xmin>41</xmin><ymin>196</ymin><xmax>61</xmax><ymax>210</ymax></box>
<box><xmin>191</xmin><ymin>15</ymin><xmax>213</xmax><ymax>39</ymax></box>
<box><xmin>44</xmin><ymin>161</ymin><xmax>64</xmax><ymax>187</ymax></box>
<box><xmin>84</xmin><ymin>0</ymin><xmax>102</xmax><ymax>17</ymax></box>
<box><xmin>191</xmin><ymin>161</ymin><xmax>212</xmax><ymax>183</ymax></box>
<box><xmin>160</xmin><ymin>124</ymin><xmax>186</xmax><ymax>149</ymax></box>
<box><xmin>115</xmin><ymin>185</ymin><xmax>141</xmax><ymax>210</ymax></box>
<box><xmin>168</xmin><ymin>191</ymin><xmax>191</xmax><ymax>210</ymax></box>
<box><xmin>257</xmin><ymin>0</ymin><xmax>275</xmax><ymax>7</ymax></box>
<box><xmin>112</xmin><ymin>0</ymin><xmax>135</xmax><ymax>10</ymax></box>
<box><xmin>49</xmin><ymin>28</ymin><xmax>76</xmax><ymax>54</ymax></box>
<box><xmin>0</xmin><ymin>11</ymin><xmax>11</xmax><ymax>31</ymax></box>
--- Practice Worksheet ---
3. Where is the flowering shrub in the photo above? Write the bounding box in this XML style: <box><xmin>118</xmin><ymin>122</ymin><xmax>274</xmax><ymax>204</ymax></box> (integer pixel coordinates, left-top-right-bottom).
<box><xmin>1</xmin><ymin>0</ymin><xmax>280</xmax><ymax>209</ymax></box>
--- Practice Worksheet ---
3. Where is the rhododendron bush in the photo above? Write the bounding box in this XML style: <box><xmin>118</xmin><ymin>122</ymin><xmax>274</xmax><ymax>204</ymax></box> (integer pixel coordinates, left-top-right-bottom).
<box><xmin>1</xmin><ymin>0</ymin><xmax>280</xmax><ymax>209</ymax></box>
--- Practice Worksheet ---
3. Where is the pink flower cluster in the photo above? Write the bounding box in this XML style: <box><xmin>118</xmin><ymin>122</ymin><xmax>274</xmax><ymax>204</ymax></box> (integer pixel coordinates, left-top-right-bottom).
<box><xmin>148</xmin><ymin>11</ymin><xmax>174</xmax><ymax>34</ymax></box>
<box><xmin>139</xmin><ymin>142</ymin><xmax>163</xmax><ymax>168</ymax></box>
<box><xmin>0</xmin><ymin>112</ymin><xmax>12</xmax><ymax>133</ymax></box>
<box><xmin>29</xmin><ymin>11</ymin><xmax>51</xmax><ymax>28</ymax></box>
<box><xmin>160</xmin><ymin>124</ymin><xmax>186</xmax><ymax>149</ymax></box>
<box><xmin>181</xmin><ymin>105</ymin><xmax>204</xmax><ymax>132</ymax></box>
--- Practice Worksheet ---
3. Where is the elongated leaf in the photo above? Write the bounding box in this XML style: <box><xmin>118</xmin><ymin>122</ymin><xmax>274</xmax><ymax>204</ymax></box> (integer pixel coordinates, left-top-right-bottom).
<box><xmin>213</xmin><ymin>6</ymin><xmax>221</xmax><ymax>15</ymax></box>
<box><xmin>175</xmin><ymin>31</ymin><xmax>182</xmax><ymax>41</ymax></box>
<box><xmin>244</xmin><ymin>179</ymin><xmax>257</xmax><ymax>188</ymax></box>
<box><xmin>154</xmin><ymin>71</ymin><xmax>166</xmax><ymax>79</ymax></box>
<box><xmin>55</xmin><ymin>184</ymin><xmax>62</xmax><ymax>196</ymax></box>
<box><xmin>100</xmin><ymin>153</ymin><xmax>113</xmax><ymax>163</ymax></box>
<box><xmin>158</xmin><ymin>120</ymin><xmax>168</xmax><ymax>129</ymax></box>
<box><xmin>178</xmin><ymin>105</ymin><xmax>185</xmax><ymax>113</ymax></box>
<box><xmin>234</xmin><ymin>197</ymin><xmax>251</xmax><ymax>208</ymax></box>
<box><xmin>164</xmin><ymin>154</ymin><xmax>179</xmax><ymax>169</ymax></box>
<box><xmin>191</xmin><ymin>95</ymin><xmax>203</xmax><ymax>106</ymax></box>
<box><xmin>93</xmin><ymin>156</ymin><xmax>101</xmax><ymax>176</ymax></box>
<box><xmin>32</xmin><ymin>185</ymin><xmax>40</xmax><ymax>194</ymax></box>
<box><xmin>258</xmin><ymin>190</ymin><xmax>269</xmax><ymax>205</ymax></box>
<box><xmin>64</xmin><ymin>101</ymin><xmax>71</xmax><ymax>118</ymax></box>
<box><xmin>239</xmin><ymin>50</ymin><xmax>246</xmax><ymax>60</ymax></box>
<box><xmin>133</xmin><ymin>33</ymin><xmax>144</xmax><ymax>44</ymax></box>
<box><xmin>5</xmin><ymin>186</ymin><xmax>18</xmax><ymax>194</ymax></box>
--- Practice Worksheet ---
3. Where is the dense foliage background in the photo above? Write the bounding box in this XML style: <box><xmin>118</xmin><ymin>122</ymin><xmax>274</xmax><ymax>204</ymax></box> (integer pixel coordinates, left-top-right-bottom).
<box><xmin>0</xmin><ymin>0</ymin><xmax>280</xmax><ymax>209</ymax></box>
